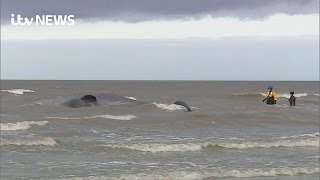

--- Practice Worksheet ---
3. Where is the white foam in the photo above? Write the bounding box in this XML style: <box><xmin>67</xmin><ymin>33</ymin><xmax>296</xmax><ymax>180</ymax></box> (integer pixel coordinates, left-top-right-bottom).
<box><xmin>283</xmin><ymin>132</ymin><xmax>320</xmax><ymax>138</ymax></box>
<box><xmin>0</xmin><ymin>121</ymin><xmax>48</xmax><ymax>131</ymax></box>
<box><xmin>84</xmin><ymin>115</ymin><xmax>136</xmax><ymax>120</ymax></box>
<box><xmin>103</xmin><ymin>137</ymin><xmax>319</xmax><ymax>152</ymax></box>
<box><xmin>33</xmin><ymin>98</ymin><xmax>66</xmax><ymax>106</ymax></box>
<box><xmin>313</xmin><ymin>93</ymin><xmax>320</xmax><ymax>96</ymax></box>
<box><xmin>0</xmin><ymin>137</ymin><xmax>56</xmax><ymax>146</ymax></box>
<box><xmin>233</xmin><ymin>93</ymin><xmax>250</xmax><ymax>96</ymax></box>
<box><xmin>124</xmin><ymin>167</ymin><xmax>319</xmax><ymax>179</ymax></box>
<box><xmin>64</xmin><ymin>167</ymin><xmax>319</xmax><ymax>180</ymax></box>
<box><xmin>45</xmin><ymin>117</ymin><xmax>81</xmax><ymax>120</ymax></box>
<box><xmin>125</xmin><ymin>96</ymin><xmax>137</xmax><ymax>101</ymax></box>
<box><xmin>0</xmin><ymin>114</ymin><xmax>17</xmax><ymax>118</ymax></box>
<box><xmin>233</xmin><ymin>93</ymin><xmax>265</xmax><ymax>96</ymax></box>
<box><xmin>277</xmin><ymin>93</ymin><xmax>308</xmax><ymax>98</ymax></box>
<box><xmin>107</xmin><ymin>161</ymin><xmax>128</xmax><ymax>165</ymax></box>
<box><xmin>258</xmin><ymin>92</ymin><xmax>267</xmax><ymax>96</ymax></box>
<box><xmin>1</xmin><ymin>89</ymin><xmax>34</xmax><ymax>95</ymax></box>
<box><xmin>103</xmin><ymin>143</ymin><xmax>203</xmax><ymax>152</ymax></box>
<box><xmin>45</xmin><ymin>115</ymin><xmax>136</xmax><ymax>121</ymax></box>
<box><xmin>152</xmin><ymin>102</ymin><xmax>185</xmax><ymax>111</ymax></box>
<box><xmin>217</xmin><ymin>138</ymin><xmax>319</xmax><ymax>149</ymax></box>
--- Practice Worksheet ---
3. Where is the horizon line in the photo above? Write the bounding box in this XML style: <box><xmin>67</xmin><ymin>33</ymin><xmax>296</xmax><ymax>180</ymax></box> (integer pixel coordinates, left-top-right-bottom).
<box><xmin>1</xmin><ymin>79</ymin><xmax>319</xmax><ymax>82</ymax></box>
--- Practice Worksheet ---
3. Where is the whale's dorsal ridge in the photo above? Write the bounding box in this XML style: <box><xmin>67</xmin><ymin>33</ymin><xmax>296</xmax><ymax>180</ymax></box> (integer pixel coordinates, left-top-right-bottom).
<box><xmin>174</xmin><ymin>100</ymin><xmax>192</xmax><ymax>112</ymax></box>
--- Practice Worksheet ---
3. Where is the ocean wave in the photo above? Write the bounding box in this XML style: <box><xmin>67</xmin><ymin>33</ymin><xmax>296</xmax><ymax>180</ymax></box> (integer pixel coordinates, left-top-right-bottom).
<box><xmin>59</xmin><ymin>167</ymin><xmax>319</xmax><ymax>180</ymax></box>
<box><xmin>278</xmin><ymin>93</ymin><xmax>308</xmax><ymax>98</ymax></box>
<box><xmin>33</xmin><ymin>98</ymin><xmax>66</xmax><ymax>106</ymax></box>
<box><xmin>215</xmin><ymin>138</ymin><xmax>319</xmax><ymax>149</ymax></box>
<box><xmin>103</xmin><ymin>143</ymin><xmax>202</xmax><ymax>152</ymax></box>
<box><xmin>0</xmin><ymin>114</ymin><xmax>18</xmax><ymax>118</ymax></box>
<box><xmin>1</xmin><ymin>89</ymin><xmax>35</xmax><ymax>95</ymax></box>
<box><xmin>233</xmin><ymin>93</ymin><xmax>263</xmax><ymax>97</ymax></box>
<box><xmin>152</xmin><ymin>102</ymin><xmax>185</xmax><ymax>111</ymax></box>
<box><xmin>45</xmin><ymin>114</ymin><xmax>136</xmax><ymax>121</ymax></box>
<box><xmin>124</xmin><ymin>96</ymin><xmax>137</xmax><ymax>101</ymax></box>
<box><xmin>0</xmin><ymin>137</ymin><xmax>57</xmax><ymax>146</ymax></box>
<box><xmin>84</xmin><ymin>115</ymin><xmax>136</xmax><ymax>120</ymax></box>
<box><xmin>102</xmin><ymin>137</ymin><xmax>319</xmax><ymax>152</ymax></box>
<box><xmin>233</xmin><ymin>92</ymin><xmax>310</xmax><ymax>98</ymax></box>
<box><xmin>283</xmin><ymin>132</ymin><xmax>319</xmax><ymax>139</ymax></box>
<box><xmin>45</xmin><ymin>117</ymin><xmax>81</xmax><ymax>120</ymax></box>
<box><xmin>119</xmin><ymin>167</ymin><xmax>320</xmax><ymax>179</ymax></box>
<box><xmin>0</xmin><ymin>121</ymin><xmax>48</xmax><ymax>131</ymax></box>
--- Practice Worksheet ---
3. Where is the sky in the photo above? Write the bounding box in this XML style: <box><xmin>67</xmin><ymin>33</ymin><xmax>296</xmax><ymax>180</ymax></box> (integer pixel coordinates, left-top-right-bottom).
<box><xmin>1</xmin><ymin>0</ymin><xmax>319</xmax><ymax>80</ymax></box>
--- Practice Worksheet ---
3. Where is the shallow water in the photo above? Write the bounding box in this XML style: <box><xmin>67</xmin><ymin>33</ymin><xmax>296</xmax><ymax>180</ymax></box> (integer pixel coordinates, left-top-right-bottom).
<box><xmin>1</xmin><ymin>81</ymin><xmax>319</xmax><ymax>179</ymax></box>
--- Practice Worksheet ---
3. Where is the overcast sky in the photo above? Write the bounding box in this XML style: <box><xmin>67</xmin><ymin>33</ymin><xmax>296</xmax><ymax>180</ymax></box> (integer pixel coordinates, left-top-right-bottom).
<box><xmin>1</xmin><ymin>0</ymin><xmax>319</xmax><ymax>80</ymax></box>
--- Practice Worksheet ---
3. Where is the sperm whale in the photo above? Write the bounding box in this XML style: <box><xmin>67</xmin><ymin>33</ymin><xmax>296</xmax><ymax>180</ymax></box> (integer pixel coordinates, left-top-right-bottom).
<box><xmin>174</xmin><ymin>100</ymin><xmax>192</xmax><ymax>112</ymax></box>
<box><xmin>64</xmin><ymin>93</ymin><xmax>144</xmax><ymax>108</ymax></box>
<box><xmin>42</xmin><ymin>93</ymin><xmax>192</xmax><ymax>112</ymax></box>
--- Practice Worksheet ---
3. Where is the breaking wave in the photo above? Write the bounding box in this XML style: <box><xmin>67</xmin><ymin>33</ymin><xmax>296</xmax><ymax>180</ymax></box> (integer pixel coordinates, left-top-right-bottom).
<box><xmin>214</xmin><ymin>138</ymin><xmax>319</xmax><ymax>149</ymax></box>
<box><xmin>45</xmin><ymin>114</ymin><xmax>136</xmax><ymax>121</ymax></box>
<box><xmin>152</xmin><ymin>102</ymin><xmax>185</xmax><ymax>111</ymax></box>
<box><xmin>103</xmin><ymin>143</ymin><xmax>202</xmax><ymax>152</ymax></box>
<box><xmin>0</xmin><ymin>137</ymin><xmax>57</xmax><ymax>147</ymax></box>
<box><xmin>278</xmin><ymin>93</ymin><xmax>309</xmax><ymax>98</ymax></box>
<box><xmin>124</xmin><ymin>96</ymin><xmax>137</xmax><ymax>101</ymax></box>
<box><xmin>1</xmin><ymin>89</ymin><xmax>35</xmax><ymax>95</ymax></box>
<box><xmin>0</xmin><ymin>121</ymin><xmax>48</xmax><ymax>131</ymax></box>
<box><xmin>102</xmin><ymin>136</ymin><xmax>319</xmax><ymax>152</ymax></box>
<box><xmin>284</xmin><ymin>133</ymin><xmax>319</xmax><ymax>138</ymax></box>
<box><xmin>61</xmin><ymin>167</ymin><xmax>319</xmax><ymax>180</ymax></box>
<box><xmin>45</xmin><ymin>117</ymin><xmax>81</xmax><ymax>120</ymax></box>
<box><xmin>84</xmin><ymin>115</ymin><xmax>136</xmax><ymax>120</ymax></box>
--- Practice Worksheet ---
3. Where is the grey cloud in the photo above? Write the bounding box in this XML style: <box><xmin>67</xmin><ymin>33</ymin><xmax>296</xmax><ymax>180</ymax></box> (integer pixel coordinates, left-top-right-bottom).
<box><xmin>1</xmin><ymin>0</ymin><xmax>318</xmax><ymax>24</ymax></box>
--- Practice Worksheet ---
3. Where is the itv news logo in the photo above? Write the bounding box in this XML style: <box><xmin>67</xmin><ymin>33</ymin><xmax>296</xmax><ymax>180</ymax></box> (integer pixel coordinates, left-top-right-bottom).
<box><xmin>11</xmin><ymin>14</ymin><xmax>75</xmax><ymax>26</ymax></box>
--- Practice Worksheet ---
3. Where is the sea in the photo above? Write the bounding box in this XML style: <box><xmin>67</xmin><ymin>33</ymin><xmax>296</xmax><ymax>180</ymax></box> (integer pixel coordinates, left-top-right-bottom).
<box><xmin>1</xmin><ymin>80</ymin><xmax>319</xmax><ymax>180</ymax></box>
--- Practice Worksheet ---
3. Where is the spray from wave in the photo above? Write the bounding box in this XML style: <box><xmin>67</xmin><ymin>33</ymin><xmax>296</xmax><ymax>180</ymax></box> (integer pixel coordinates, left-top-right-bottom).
<box><xmin>0</xmin><ymin>121</ymin><xmax>48</xmax><ymax>131</ymax></box>
<box><xmin>0</xmin><ymin>137</ymin><xmax>57</xmax><ymax>146</ymax></box>
<box><xmin>1</xmin><ymin>89</ymin><xmax>35</xmax><ymax>95</ymax></box>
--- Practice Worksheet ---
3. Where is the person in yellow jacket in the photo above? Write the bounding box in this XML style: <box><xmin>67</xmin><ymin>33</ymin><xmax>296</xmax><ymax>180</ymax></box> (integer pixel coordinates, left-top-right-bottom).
<box><xmin>262</xmin><ymin>85</ymin><xmax>278</xmax><ymax>105</ymax></box>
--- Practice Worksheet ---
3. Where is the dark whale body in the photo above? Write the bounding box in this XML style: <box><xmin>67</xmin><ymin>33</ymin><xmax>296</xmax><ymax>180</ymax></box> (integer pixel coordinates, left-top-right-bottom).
<box><xmin>64</xmin><ymin>93</ymin><xmax>144</xmax><ymax>108</ymax></box>
<box><xmin>62</xmin><ymin>93</ymin><xmax>192</xmax><ymax>112</ymax></box>
<box><xmin>81</xmin><ymin>95</ymin><xmax>97</xmax><ymax>102</ymax></box>
<box><xmin>174</xmin><ymin>100</ymin><xmax>192</xmax><ymax>112</ymax></box>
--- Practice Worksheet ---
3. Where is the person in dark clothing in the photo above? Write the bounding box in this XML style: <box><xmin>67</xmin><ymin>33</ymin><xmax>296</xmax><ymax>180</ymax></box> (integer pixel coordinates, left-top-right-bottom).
<box><xmin>288</xmin><ymin>91</ymin><xmax>296</xmax><ymax>106</ymax></box>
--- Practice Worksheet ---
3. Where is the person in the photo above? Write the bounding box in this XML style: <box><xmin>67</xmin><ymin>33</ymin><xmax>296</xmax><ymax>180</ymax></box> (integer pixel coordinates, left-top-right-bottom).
<box><xmin>288</xmin><ymin>91</ymin><xmax>296</xmax><ymax>106</ymax></box>
<box><xmin>262</xmin><ymin>85</ymin><xmax>278</xmax><ymax>105</ymax></box>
